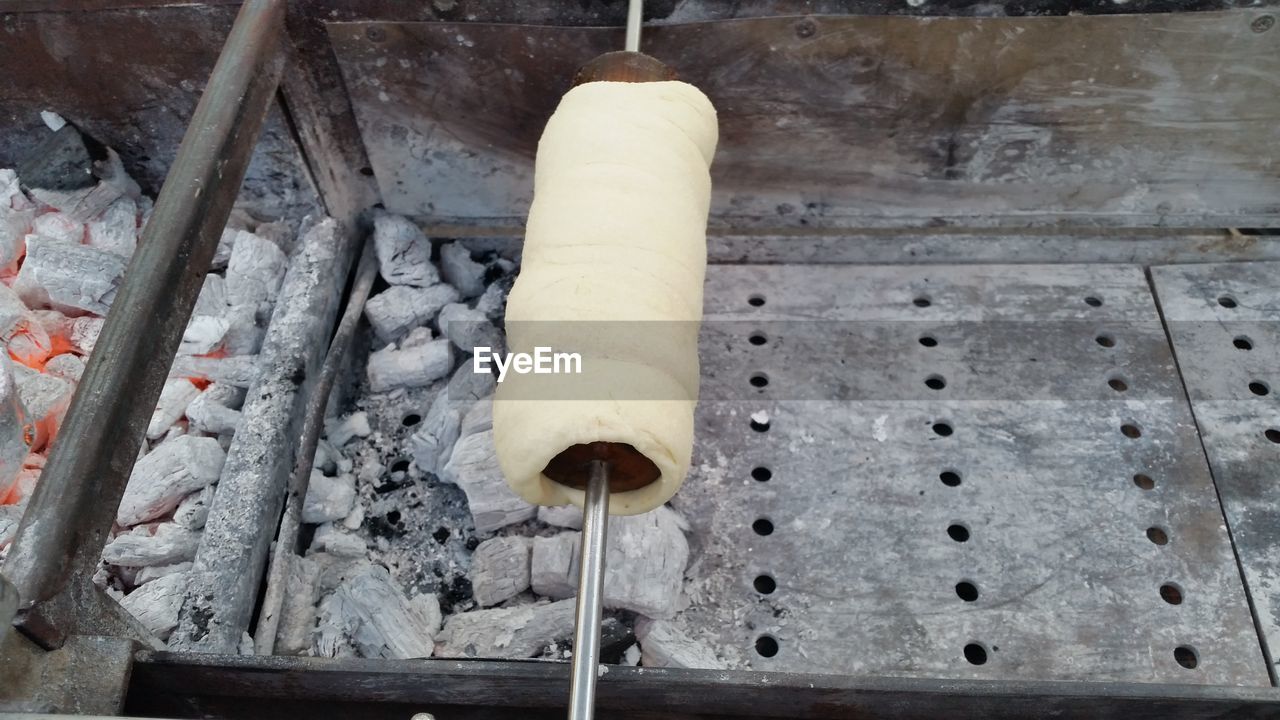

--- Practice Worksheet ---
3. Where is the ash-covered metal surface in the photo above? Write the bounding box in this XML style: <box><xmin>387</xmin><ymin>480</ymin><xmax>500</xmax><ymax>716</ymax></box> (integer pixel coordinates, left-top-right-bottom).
<box><xmin>1150</xmin><ymin>261</ymin><xmax>1280</xmax><ymax>680</ymax></box>
<box><xmin>670</xmin><ymin>264</ymin><xmax>1268</xmax><ymax>683</ymax></box>
<box><xmin>330</xmin><ymin>9</ymin><xmax>1280</xmax><ymax>230</ymax></box>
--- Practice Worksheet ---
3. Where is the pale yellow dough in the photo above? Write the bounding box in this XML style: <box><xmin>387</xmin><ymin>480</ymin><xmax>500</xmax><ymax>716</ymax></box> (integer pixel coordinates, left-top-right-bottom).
<box><xmin>493</xmin><ymin>80</ymin><xmax>718</xmax><ymax>515</ymax></box>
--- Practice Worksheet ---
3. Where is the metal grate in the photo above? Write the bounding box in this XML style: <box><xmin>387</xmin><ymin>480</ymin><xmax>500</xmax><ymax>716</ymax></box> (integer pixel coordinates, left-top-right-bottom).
<box><xmin>671</xmin><ymin>264</ymin><xmax>1267</xmax><ymax>684</ymax></box>
<box><xmin>1152</xmin><ymin>260</ymin><xmax>1280</xmax><ymax>681</ymax></box>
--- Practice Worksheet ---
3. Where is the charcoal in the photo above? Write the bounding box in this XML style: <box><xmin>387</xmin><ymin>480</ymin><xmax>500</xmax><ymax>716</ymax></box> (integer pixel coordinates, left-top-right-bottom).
<box><xmin>437</xmin><ymin>302</ymin><xmax>502</xmax><ymax>354</ymax></box>
<box><xmin>14</xmin><ymin>237</ymin><xmax>126</xmax><ymax>315</ymax></box>
<box><xmin>43</xmin><ymin>353</ymin><xmax>84</xmax><ymax>383</ymax></box>
<box><xmin>117</xmin><ymin>434</ymin><xmax>225</xmax><ymax>527</ymax></box>
<box><xmin>225</xmin><ymin>230</ymin><xmax>287</xmax><ymax>307</ymax></box>
<box><xmin>119</xmin><ymin>571</ymin><xmax>188</xmax><ymax>641</ymax></box>
<box><xmin>31</xmin><ymin>212</ymin><xmax>84</xmax><ymax>244</ymax></box>
<box><xmin>469</xmin><ymin>536</ymin><xmax>532</xmax><ymax>607</ymax></box>
<box><xmin>439</xmin><ymin>242</ymin><xmax>485</xmax><ymax>298</ymax></box>
<box><xmin>530</xmin><ymin>507</ymin><xmax>689</xmax><ymax>619</ymax></box>
<box><xmin>634</xmin><ymin>618</ymin><xmax>726</xmax><ymax>669</ymax></box>
<box><xmin>146</xmin><ymin>378</ymin><xmax>200</xmax><ymax>440</ymax></box>
<box><xmin>366</xmin><ymin>338</ymin><xmax>452</xmax><ymax>393</ymax></box>
<box><xmin>303</xmin><ymin>470</ymin><xmax>357</xmax><ymax>524</ymax></box>
<box><xmin>86</xmin><ymin>196</ymin><xmax>138</xmax><ymax>256</ymax></box>
<box><xmin>173</xmin><ymin>485</ymin><xmax>216</xmax><ymax>530</ymax></box>
<box><xmin>363</xmin><ymin>283</ymin><xmax>459</xmax><ymax>344</ymax></box>
<box><xmin>434</xmin><ymin>599</ymin><xmax>576</xmax><ymax>659</ymax></box>
<box><xmin>537</xmin><ymin>505</ymin><xmax>583</xmax><ymax>530</ymax></box>
<box><xmin>102</xmin><ymin>523</ymin><xmax>200</xmax><ymax>567</ymax></box>
<box><xmin>372</xmin><ymin>213</ymin><xmax>437</xmax><ymax>287</ymax></box>
<box><xmin>314</xmin><ymin>564</ymin><xmax>440</xmax><ymax>659</ymax></box>
<box><xmin>440</xmin><ymin>429</ymin><xmax>535</xmax><ymax>534</ymax></box>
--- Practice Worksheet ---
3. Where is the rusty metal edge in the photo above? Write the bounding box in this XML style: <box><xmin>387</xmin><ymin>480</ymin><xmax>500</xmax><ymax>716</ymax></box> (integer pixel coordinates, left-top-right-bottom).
<box><xmin>1</xmin><ymin>0</ymin><xmax>288</xmax><ymax>647</ymax></box>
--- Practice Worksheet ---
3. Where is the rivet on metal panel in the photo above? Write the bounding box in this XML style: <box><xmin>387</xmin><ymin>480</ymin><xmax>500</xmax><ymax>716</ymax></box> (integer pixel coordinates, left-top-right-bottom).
<box><xmin>794</xmin><ymin>19</ymin><xmax>816</xmax><ymax>39</ymax></box>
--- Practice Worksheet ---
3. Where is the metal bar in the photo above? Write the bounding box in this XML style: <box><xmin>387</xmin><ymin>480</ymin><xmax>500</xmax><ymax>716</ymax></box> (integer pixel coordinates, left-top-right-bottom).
<box><xmin>568</xmin><ymin>461</ymin><xmax>610</xmax><ymax>720</ymax></box>
<box><xmin>2</xmin><ymin>0</ymin><xmax>286</xmax><ymax>634</ymax></box>
<box><xmin>624</xmin><ymin>0</ymin><xmax>642</xmax><ymax>52</ymax></box>
<box><xmin>127</xmin><ymin>651</ymin><xmax>1280</xmax><ymax>720</ymax></box>
<box><xmin>255</xmin><ymin>241</ymin><xmax>378</xmax><ymax>655</ymax></box>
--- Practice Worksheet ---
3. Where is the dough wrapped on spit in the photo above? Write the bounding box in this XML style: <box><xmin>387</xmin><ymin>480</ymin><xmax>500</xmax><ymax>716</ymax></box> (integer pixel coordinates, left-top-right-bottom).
<box><xmin>493</xmin><ymin>80</ymin><xmax>718</xmax><ymax>516</ymax></box>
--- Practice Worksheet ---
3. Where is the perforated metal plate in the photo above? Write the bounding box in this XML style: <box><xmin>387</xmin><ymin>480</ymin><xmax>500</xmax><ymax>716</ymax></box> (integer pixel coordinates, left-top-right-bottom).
<box><xmin>1151</xmin><ymin>261</ymin><xmax>1280</xmax><ymax>680</ymax></box>
<box><xmin>671</xmin><ymin>264</ymin><xmax>1268</xmax><ymax>684</ymax></box>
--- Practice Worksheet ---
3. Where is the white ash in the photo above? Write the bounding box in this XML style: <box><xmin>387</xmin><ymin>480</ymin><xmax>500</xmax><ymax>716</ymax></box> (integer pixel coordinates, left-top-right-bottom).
<box><xmin>324</xmin><ymin>411</ymin><xmax>371</xmax><ymax>447</ymax></box>
<box><xmin>86</xmin><ymin>196</ymin><xmax>138</xmax><ymax>256</ymax></box>
<box><xmin>70</xmin><ymin>316</ymin><xmax>104</xmax><ymax>355</ymax></box>
<box><xmin>303</xmin><ymin>470</ymin><xmax>357</xmax><ymax>524</ymax></box>
<box><xmin>372</xmin><ymin>213</ymin><xmax>438</xmax><ymax>287</ymax></box>
<box><xmin>225</xmin><ymin>229</ymin><xmax>288</xmax><ymax>308</ymax></box>
<box><xmin>0</xmin><ymin>284</ymin><xmax>52</xmax><ymax>363</ymax></box>
<box><xmin>410</xmin><ymin>392</ymin><xmax>463</xmax><ymax>476</ymax></box>
<box><xmin>146</xmin><ymin>378</ymin><xmax>200</xmax><ymax>440</ymax></box>
<box><xmin>134</xmin><ymin>561</ymin><xmax>192</xmax><ymax>586</ymax></box>
<box><xmin>119</xmin><ymin>571</ymin><xmax>189</xmax><ymax>641</ymax></box>
<box><xmin>220</xmin><ymin>303</ymin><xmax>266</xmax><ymax>355</ymax></box>
<box><xmin>474</xmin><ymin>280</ymin><xmax>510</xmax><ymax>322</ymax></box>
<box><xmin>31</xmin><ymin>212</ymin><xmax>84</xmax><ymax>244</ymax></box>
<box><xmin>459</xmin><ymin>395</ymin><xmax>492</xmax><ymax>438</ymax></box>
<box><xmin>530</xmin><ymin>506</ymin><xmax>689</xmax><ymax>619</ymax></box>
<box><xmin>441</xmin><ymin>429</ymin><xmax>536</xmax><ymax>534</ymax></box>
<box><xmin>470</xmin><ymin>536</ymin><xmax>532</xmax><ymax>607</ymax></box>
<box><xmin>180</xmin><ymin>315</ymin><xmax>231</xmax><ymax>355</ymax></box>
<box><xmin>14</xmin><ymin>236</ymin><xmax>126</xmax><ymax>315</ymax></box>
<box><xmin>0</xmin><ymin>169</ymin><xmax>34</xmax><ymax>268</ymax></box>
<box><xmin>537</xmin><ymin>505</ymin><xmax>583</xmax><ymax>530</ymax></box>
<box><xmin>185</xmin><ymin>384</ymin><xmax>244</xmax><ymax>436</ymax></box>
<box><xmin>12</xmin><ymin>363</ymin><xmax>71</xmax><ymax>422</ymax></box>
<box><xmin>623</xmin><ymin>644</ymin><xmax>642</xmax><ymax>666</ymax></box>
<box><xmin>39</xmin><ymin>110</ymin><xmax>67</xmax><ymax>131</ymax></box>
<box><xmin>312</xmin><ymin>522</ymin><xmax>368</xmax><ymax>559</ymax></box>
<box><xmin>117</xmin><ymin>434</ymin><xmax>226</xmax><ymax>527</ymax></box>
<box><xmin>314</xmin><ymin>564</ymin><xmax>440</xmax><ymax>659</ymax></box>
<box><xmin>434</xmin><ymin>598</ymin><xmax>576</xmax><ymax>659</ymax></box>
<box><xmin>212</xmin><ymin>227</ymin><xmax>237</xmax><ymax>270</ymax></box>
<box><xmin>254</xmin><ymin>220</ymin><xmax>296</xmax><ymax>256</ymax></box>
<box><xmin>363</xmin><ymin>283</ymin><xmax>460</xmax><ymax>344</ymax></box>
<box><xmin>439</xmin><ymin>242</ymin><xmax>486</xmax><ymax>299</ymax></box>
<box><xmin>0</xmin><ymin>503</ymin><xmax>25</xmax><ymax>548</ymax></box>
<box><xmin>366</xmin><ymin>337</ymin><xmax>452</xmax><ymax>393</ymax></box>
<box><xmin>193</xmin><ymin>273</ymin><xmax>229</xmax><ymax>316</ymax></box>
<box><xmin>43</xmin><ymin>353</ymin><xmax>84</xmax><ymax>383</ymax></box>
<box><xmin>102</xmin><ymin>523</ymin><xmax>201</xmax><ymax>567</ymax></box>
<box><xmin>437</xmin><ymin>302</ymin><xmax>502</xmax><ymax>354</ymax></box>
<box><xmin>274</xmin><ymin>554</ymin><xmax>322</xmax><ymax>655</ymax></box>
<box><xmin>173</xmin><ymin>485</ymin><xmax>216</xmax><ymax>530</ymax></box>
<box><xmin>168</xmin><ymin>355</ymin><xmax>259</xmax><ymax>388</ymax></box>
<box><xmin>634</xmin><ymin>618</ymin><xmax>726</xmax><ymax>669</ymax></box>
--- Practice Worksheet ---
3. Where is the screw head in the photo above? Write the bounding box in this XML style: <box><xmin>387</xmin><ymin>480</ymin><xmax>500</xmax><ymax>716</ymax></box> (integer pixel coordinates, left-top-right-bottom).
<box><xmin>1252</xmin><ymin>15</ymin><xmax>1275</xmax><ymax>32</ymax></box>
<box><xmin>366</xmin><ymin>26</ymin><xmax>387</xmax><ymax>42</ymax></box>
<box><xmin>795</xmin><ymin>19</ymin><xmax>817</xmax><ymax>38</ymax></box>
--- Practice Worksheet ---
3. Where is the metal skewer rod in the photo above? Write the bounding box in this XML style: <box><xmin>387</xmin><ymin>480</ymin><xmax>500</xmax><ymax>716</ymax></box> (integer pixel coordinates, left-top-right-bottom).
<box><xmin>624</xmin><ymin>0</ymin><xmax>642</xmax><ymax>52</ymax></box>
<box><xmin>567</xmin><ymin>460</ymin><xmax>611</xmax><ymax>720</ymax></box>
